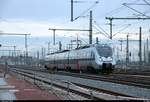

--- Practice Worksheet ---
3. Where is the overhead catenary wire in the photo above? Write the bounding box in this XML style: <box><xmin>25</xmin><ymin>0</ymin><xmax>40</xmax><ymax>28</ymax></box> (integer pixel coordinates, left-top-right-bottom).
<box><xmin>93</xmin><ymin>26</ymin><xmax>109</xmax><ymax>38</ymax></box>
<box><xmin>73</xmin><ymin>0</ymin><xmax>99</xmax><ymax>21</ymax></box>
<box><xmin>96</xmin><ymin>0</ymin><xmax>140</xmax><ymax>18</ymax></box>
<box><xmin>93</xmin><ymin>25</ymin><xmax>109</xmax><ymax>37</ymax></box>
<box><xmin>143</xmin><ymin>9</ymin><xmax>150</xmax><ymax>15</ymax></box>
<box><xmin>112</xmin><ymin>24</ymin><xmax>131</xmax><ymax>38</ymax></box>
<box><xmin>125</xmin><ymin>0</ymin><xmax>147</xmax><ymax>5</ymax></box>
<box><xmin>143</xmin><ymin>0</ymin><xmax>150</xmax><ymax>6</ymax></box>
<box><xmin>97</xmin><ymin>6</ymin><xmax>126</xmax><ymax>18</ymax></box>
<box><xmin>125</xmin><ymin>3</ymin><xmax>149</xmax><ymax>5</ymax></box>
<box><xmin>93</xmin><ymin>21</ymin><xmax>109</xmax><ymax>36</ymax></box>
<box><xmin>73</xmin><ymin>0</ymin><xmax>99</xmax><ymax>3</ymax></box>
<box><xmin>68</xmin><ymin>33</ymin><xmax>89</xmax><ymax>45</ymax></box>
<box><xmin>102</xmin><ymin>0</ymin><xmax>150</xmax><ymax>40</ymax></box>
<box><xmin>98</xmin><ymin>0</ymin><xmax>149</xmax><ymax>19</ymax></box>
<box><xmin>123</xmin><ymin>3</ymin><xmax>150</xmax><ymax>18</ymax></box>
<box><xmin>93</xmin><ymin>25</ymin><xmax>110</xmax><ymax>39</ymax></box>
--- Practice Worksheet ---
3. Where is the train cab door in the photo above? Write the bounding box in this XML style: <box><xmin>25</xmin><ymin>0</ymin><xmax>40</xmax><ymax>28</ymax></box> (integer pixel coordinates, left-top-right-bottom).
<box><xmin>53</xmin><ymin>54</ymin><xmax>58</xmax><ymax>71</ymax></box>
<box><xmin>63</xmin><ymin>52</ymin><xmax>70</xmax><ymax>71</ymax></box>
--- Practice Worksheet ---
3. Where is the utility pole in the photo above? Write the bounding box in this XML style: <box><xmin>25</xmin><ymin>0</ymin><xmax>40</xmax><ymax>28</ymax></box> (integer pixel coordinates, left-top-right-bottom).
<box><xmin>59</xmin><ymin>41</ymin><xmax>62</xmax><ymax>51</ymax></box>
<box><xmin>119</xmin><ymin>39</ymin><xmax>123</xmax><ymax>62</ymax></box>
<box><xmin>105</xmin><ymin>17</ymin><xmax>113</xmax><ymax>39</ymax></box>
<box><xmin>133</xmin><ymin>49</ymin><xmax>135</xmax><ymax>62</ymax></box>
<box><xmin>37</xmin><ymin>51</ymin><xmax>39</xmax><ymax>66</ymax></box>
<box><xmin>41</xmin><ymin>47</ymin><xmax>46</xmax><ymax>58</ymax></box>
<box><xmin>120</xmin><ymin>40</ymin><xmax>123</xmax><ymax>52</ymax></box>
<box><xmin>126</xmin><ymin>34</ymin><xmax>129</xmax><ymax>65</ymax></box>
<box><xmin>70</xmin><ymin>40</ymin><xmax>73</xmax><ymax>49</ymax></box>
<box><xmin>53</xmin><ymin>29</ymin><xmax>56</xmax><ymax>45</ymax></box>
<box><xmin>48</xmin><ymin>41</ymin><xmax>50</xmax><ymax>54</ymax></box>
<box><xmin>110</xmin><ymin>18</ymin><xmax>113</xmax><ymax>39</ymax></box>
<box><xmin>25</xmin><ymin>34</ymin><xmax>28</xmax><ymax>65</ymax></box>
<box><xmin>71</xmin><ymin>0</ymin><xmax>73</xmax><ymax>22</ymax></box>
<box><xmin>43</xmin><ymin>48</ymin><xmax>46</xmax><ymax>58</ymax></box>
<box><xmin>117</xmin><ymin>47</ymin><xmax>119</xmax><ymax>61</ymax></box>
<box><xmin>77</xmin><ymin>34</ymin><xmax>79</xmax><ymax>48</ymax></box>
<box><xmin>13</xmin><ymin>46</ymin><xmax>16</xmax><ymax>57</ymax></box>
<box><xmin>146</xmin><ymin>38</ymin><xmax>149</xmax><ymax>63</ymax></box>
<box><xmin>105</xmin><ymin>18</ymin><xmax>113</xmax><ymax>39</ymax></box>
<box><xmin>23</xmin><ymin>51</ymin><xmax>26</xmax><ymax>65</ymax></box>
<box><xmin>96</xmin><ymin>37</ymin><xmax>99</xmax><ymax>44</ymax></box>
<box><xmin>139</xmin><ymin>27</ymin><xmax>142</xmax><ymax>66</ymax></box>
<box><xmin>105</xmin><ymin>17</ymin><xmax>150</xmax><ymax>39</ymax></box>
<box><xmin>9</xmin><ymin>50</ymin><xmax>11</xmax><ymax>57</ymax></box>
<box><xmin>144</xmin><ymin>44</ymin><xmax>146</xmax><ymax>64</ymax></box>
<box><xmin>13</xmin><ymin>46</ymin><xmax>16</xmax><ymax>65</ymax></box>
<box><xmin>41</xmin><ymin>47</ymin><xmax>43</xmax><ymax>58</ymax></box>
<box><xmin>89</xmin><ymin>11</ymin><xmax>93</xmax><ymax>44</ymax></box>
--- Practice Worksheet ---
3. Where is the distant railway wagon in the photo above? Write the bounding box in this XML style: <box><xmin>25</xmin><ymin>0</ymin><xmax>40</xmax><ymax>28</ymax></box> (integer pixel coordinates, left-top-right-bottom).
<box><xmin>44</xmin><ymin>44</ymin><xmax>116</xmax><ymax>73</ymax></box>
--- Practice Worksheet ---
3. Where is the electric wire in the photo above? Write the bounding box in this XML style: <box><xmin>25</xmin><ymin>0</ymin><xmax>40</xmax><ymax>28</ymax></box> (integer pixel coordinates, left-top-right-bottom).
<box><xmin>93</xmin><ymin>25</ymin><xmax>110</xmax><ymax>39</ymax></box>
<box><xmin>93</xmin><ymin>21</ymin><xmax>109</xmax><ymax>36</ymax></box>
<box><xmin>112</xmin><ymin>24</ymin><xmax>131</xmax><ymax>38</ymax></box>
<box><xmin>73</xmin><ymin>0</ymin><xmax>99</xmax><ymax>21</ymax></box>
<box><xmin>143</xmin><ymin>0</ymin><xmax>150</xmax><ymax>6</ymax></box>
<box><xmin>123</xmin><ymin>3</ymin><xmax>150</xmax><ymax>18</ymax></box>
<box><xmin>99</xmin><ymin>6</ymin><xmax>126</xmax><ymax>18</ymax></box>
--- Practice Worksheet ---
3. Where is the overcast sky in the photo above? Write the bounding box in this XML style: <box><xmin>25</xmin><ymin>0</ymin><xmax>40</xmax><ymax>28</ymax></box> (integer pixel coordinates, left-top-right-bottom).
<box><xmin>1</xmin><ymin>0</ymin><xmax>149</xmax><ymax>37</ymax></box>
<box><xmin>0</xmin><ymin>0</ymin><xmax>150</xmax><ymax>58</ymax></box>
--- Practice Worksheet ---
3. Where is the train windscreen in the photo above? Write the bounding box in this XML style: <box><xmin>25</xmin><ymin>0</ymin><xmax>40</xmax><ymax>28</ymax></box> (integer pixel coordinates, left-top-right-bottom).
<box><xmin>96</xmin><ymin>46</ymin><xmax>112</xmax><ymax>57</ymax></box>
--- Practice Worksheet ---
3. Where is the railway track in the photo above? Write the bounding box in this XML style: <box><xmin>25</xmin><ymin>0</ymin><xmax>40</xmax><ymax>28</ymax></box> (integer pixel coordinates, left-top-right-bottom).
<box><xmin>8</xmin><ymin>67</ymin><xmax>142</xmax><ymax>100</ymax></box>
<box><xmin>55</xmin><ymin>71</ymin><xmax>150</xmax><ymax>89</ymax></box>
<box><xmin>114</xmin><ymin>65</ymin><xmax>150</xmax><ymax>76</ymax></box>
<box><xmin>9</xmin><ymin>65</ymin><xmax>150</xmax><ymax>89</ymax></box>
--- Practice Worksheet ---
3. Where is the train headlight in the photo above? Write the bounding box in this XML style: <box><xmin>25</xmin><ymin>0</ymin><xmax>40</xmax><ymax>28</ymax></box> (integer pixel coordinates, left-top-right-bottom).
<box><xmin>110</xmin><ymin>58</ymin><xmax>113</xmax><ymax>61</ymax></box>
<box><xmin>108</xmin><ymin>57</ymin><xmax>113</xmax><ymax>61</ymax></box>
<box><xmin>101</xmin><ymin>57</ymin><xmax>106</xmax><ymax>61</ymax></box>
<box><xmin>99</xmin><ymin>57</ymin><xmax>103</xmax><ymax>61</ymax></box>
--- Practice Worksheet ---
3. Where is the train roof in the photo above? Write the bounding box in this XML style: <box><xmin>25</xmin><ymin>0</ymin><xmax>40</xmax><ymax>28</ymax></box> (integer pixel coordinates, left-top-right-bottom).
<box><xmin>48</xmin><ymin>49</ymin><xmax>70</xmax><ymax>55</ymax></box>
<box><xmin>47</xmin><ymin>43</ymin><xmax>111</xmax><ymax>55</ymax></box>
<box><xmin>75</xmin><ymin>45</ymin><xmax>91</xmax><ymax>50</ymax></box>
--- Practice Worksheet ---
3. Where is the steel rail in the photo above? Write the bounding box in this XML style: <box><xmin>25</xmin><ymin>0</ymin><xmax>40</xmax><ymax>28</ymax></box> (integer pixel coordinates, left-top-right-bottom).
<box><xmin>9</xmin><ymin>68</ymin><xmax>139</xmax><ymax>100</ymax></box>
<box><xmin>9</xmin><ymin>65</ymin><xmax>150</xmax><ymax>89</ymax></box>
<box><xmin>9</xmin><ymin>68</ymin><xmax>104</xmax><ymax>100</ymax></box>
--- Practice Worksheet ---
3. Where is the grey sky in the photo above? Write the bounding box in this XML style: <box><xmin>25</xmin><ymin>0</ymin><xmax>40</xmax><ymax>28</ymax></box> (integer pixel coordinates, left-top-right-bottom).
<box><xmin>0</xmin><ymin>0</ymin><xmax>149</xmax><ymax>32</ymax></box>
<box><xmin>0</xmin><ymin>0</ymin><xmax>149</xmax><ymax>35</ymax></box>
<box><xmin>0</xmin><ymin>0</ymin><xmax>150</xmax><ymax>59</ymax></box>
<box><xmin>0</xmin><ymin>0</ymin><xmax>123</xmax><ymax>20</ymax></box>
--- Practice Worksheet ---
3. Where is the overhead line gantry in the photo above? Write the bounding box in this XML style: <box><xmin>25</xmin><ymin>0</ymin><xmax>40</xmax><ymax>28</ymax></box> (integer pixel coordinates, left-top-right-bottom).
<box><xmin>105</xmin><ymin>17</ymin><xmax>150</xmax><ymax>39</ymax></box>
<box><xmin>48</xmin><ymin>28</ymin><xmax>90</xmax><ymax>45</ymax></box>
<box><xmin>106</xmin><ymin>17</ymin><xmax>150</xmax><ymax>65</ymax></box>
<box><xmin>0</xmin><ymin>33</ymin><xmax>30</xmax><ymax>64</ymax></box>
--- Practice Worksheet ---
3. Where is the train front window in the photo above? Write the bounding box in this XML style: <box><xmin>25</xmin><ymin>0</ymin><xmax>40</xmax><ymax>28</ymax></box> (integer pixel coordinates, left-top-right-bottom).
<box><xmin>96</xmin><ymin>46</ymin><xmax>112</xmax><ymax>57</ymax></box>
